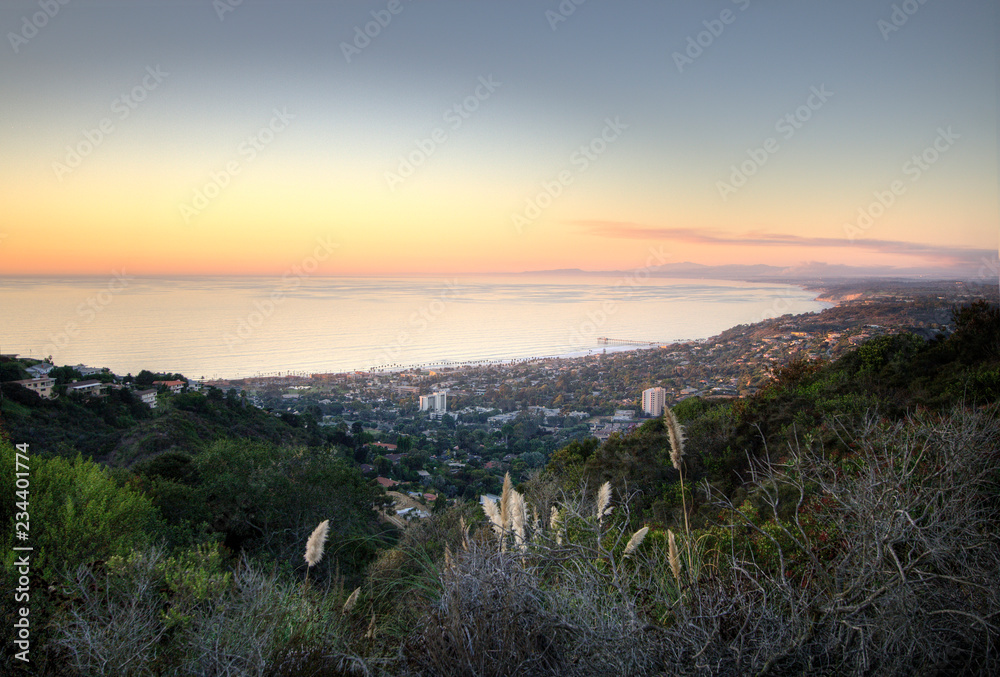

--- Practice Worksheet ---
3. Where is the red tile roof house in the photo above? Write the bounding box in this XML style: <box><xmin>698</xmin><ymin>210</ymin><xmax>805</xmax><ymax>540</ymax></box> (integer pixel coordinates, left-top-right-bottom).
<box><xmin>153</xmin><ymin>380</ymin><xmax>186</xmax><ymax>394</ymax></box>
<box><xmin>376</xmin><ymin>477</ymin><xmax>399</xmax><ymax>489</ymax></box>
<box><xmin>371</xmin><ymin>442</ymin><xmax>398</xmax><ymax>451</ymax></box>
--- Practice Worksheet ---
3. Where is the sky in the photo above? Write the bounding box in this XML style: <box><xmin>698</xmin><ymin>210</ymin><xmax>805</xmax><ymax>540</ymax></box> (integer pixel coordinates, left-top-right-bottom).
<box><xmin>1</xmin><ymin>0</ymin><xmax>997</xmax><ymax>277</ymax></box>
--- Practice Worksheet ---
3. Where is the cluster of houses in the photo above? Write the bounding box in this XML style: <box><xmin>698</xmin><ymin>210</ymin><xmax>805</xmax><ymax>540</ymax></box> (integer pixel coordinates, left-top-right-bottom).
<box><xmin>7</xmin><ymin>359</ymin><xmax>189</xmax><ymax>410</ymax></box>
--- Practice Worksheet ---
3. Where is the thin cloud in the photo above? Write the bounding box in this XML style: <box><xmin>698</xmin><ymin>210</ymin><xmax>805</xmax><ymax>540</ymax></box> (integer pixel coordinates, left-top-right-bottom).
<box><xmin>573</xmin><ymin>219</ymin><xmax>993</xmax><ymax>268</ymax></box>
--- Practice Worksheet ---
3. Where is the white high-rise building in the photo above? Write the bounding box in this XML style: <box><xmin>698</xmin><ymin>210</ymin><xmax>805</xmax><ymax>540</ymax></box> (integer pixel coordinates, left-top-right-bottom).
<box><xmin>419</xmin><ymin>391</ymin><xmax>448</xmax><ymax>413</ymax></box>
<box><xmin>641</xmin><ymin>386</ymin><xmax>666</xmax><ymax>417</ymax></box>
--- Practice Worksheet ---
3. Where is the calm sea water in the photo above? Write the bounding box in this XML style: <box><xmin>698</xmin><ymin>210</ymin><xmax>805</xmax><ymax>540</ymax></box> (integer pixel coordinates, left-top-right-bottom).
<box><xmin>0</xmin><ymin>275</ymin><xmax>830</xmax><ymax>380</ymax></box>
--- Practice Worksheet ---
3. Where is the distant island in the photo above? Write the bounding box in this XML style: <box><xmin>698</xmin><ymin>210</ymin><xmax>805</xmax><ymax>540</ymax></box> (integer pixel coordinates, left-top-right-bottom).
<box><xmin>521</xmin><ymin>260</ymin><xmax>996</xmax><ymax>281</ymax></box>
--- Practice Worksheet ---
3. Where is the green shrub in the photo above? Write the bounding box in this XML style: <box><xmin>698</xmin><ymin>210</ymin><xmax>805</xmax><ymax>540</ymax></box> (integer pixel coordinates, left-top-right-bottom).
<box><xmin>1</xmin><ymin>444</ymin><xmax>157</xmax><ymax>579</ymax></box>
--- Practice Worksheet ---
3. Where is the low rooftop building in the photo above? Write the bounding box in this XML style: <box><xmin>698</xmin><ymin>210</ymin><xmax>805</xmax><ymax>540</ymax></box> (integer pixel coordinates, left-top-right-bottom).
<box><xmin>67</xmin><ymin>380</ymin><xmax>104</xmax><ymax>397</ymax></box>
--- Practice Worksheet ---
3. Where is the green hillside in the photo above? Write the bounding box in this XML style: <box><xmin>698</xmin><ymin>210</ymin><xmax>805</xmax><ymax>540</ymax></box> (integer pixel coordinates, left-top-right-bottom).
<box><xmin>1</xmin><ymin>383</ymin><xmax>325</xmax><ymax>466</ymax></box>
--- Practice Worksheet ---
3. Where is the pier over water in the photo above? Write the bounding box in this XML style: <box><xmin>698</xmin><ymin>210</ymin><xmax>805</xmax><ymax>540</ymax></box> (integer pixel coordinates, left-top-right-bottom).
<box><xmin>597</xmin><ymin>337</ymin><xmax>661</xmax><ymax>347</ymax></box>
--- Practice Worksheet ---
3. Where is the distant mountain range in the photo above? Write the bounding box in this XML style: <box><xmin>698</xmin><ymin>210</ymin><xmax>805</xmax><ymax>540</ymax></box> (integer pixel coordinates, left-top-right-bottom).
<box><xmin>523</xmin><ymin>261</ymin><xmax>980</xmax><ymax>281</ymax></box>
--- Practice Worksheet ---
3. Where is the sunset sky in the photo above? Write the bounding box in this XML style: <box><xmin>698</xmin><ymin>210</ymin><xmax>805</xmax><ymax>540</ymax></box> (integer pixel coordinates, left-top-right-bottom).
<box><xmin>1</xmin><ymin>0</ymin><xmax>996</xmax><ymax>277</ymax></box>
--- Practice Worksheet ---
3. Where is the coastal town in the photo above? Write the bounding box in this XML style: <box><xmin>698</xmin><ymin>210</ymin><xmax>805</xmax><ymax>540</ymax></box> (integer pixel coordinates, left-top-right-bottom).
<box><xmin>3</xmin><ymin>278</ymin><xmax>991</xmax><ymax>514</ymax></box>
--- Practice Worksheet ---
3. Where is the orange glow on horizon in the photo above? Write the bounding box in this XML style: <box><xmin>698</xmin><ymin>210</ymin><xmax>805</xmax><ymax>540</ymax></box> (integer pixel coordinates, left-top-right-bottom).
<box><xmin>2</xmin><ymin>157</ymin><xmax>992</xmax><ymax>276</ymax></box>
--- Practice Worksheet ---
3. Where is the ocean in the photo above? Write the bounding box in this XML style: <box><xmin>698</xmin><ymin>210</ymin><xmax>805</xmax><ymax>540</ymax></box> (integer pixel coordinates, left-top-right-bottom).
<box><xmin>0</xmin><ymin>275</ymin><xmax>831</xmax><ymax>380</ymax></box>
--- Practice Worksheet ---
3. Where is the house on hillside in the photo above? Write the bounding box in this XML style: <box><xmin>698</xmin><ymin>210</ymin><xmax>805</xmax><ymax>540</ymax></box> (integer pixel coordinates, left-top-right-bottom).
<box><xmin>11</xmin><ymin>377</ymin><xmax>55</xmax><ymax>399</ymax></box>
<box><xmin>134</xmin><ymin>388</ymin><xmax>158</xmax><ymax>409</ymax></box>
<box><xmin>26</xmin><ymin>363</ymin><xmax>54</xmax><ymax>378</ymax></box>
<box><xmin>154</xmin><ymin>380</ymin><xmax>186</xmax><ymax>394</ymax></box>
<box><xmin>66</xmin><ymin>380</ymin><xmax>105</xmax><ymax>397</ymax></box>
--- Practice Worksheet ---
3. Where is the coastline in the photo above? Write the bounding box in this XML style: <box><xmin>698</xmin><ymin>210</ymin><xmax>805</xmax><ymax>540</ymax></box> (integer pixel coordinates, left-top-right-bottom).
<box><xmin>1</xmin><ymin>275</ymin><xmax>829</xmax><ymax>381</ymax></box>
<box><xmin>27</xmin><ymin>274</ymin><xmax>998</xmax><ymax>382</ymax></box>
<box><xmin>245</xmin><ymin>280</ymin><xmax>835</xmax><ymax>382</ymax></box>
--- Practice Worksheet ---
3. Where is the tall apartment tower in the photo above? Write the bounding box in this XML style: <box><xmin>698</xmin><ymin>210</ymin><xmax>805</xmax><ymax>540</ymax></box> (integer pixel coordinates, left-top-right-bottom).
<box><xmin>641</xmin><ymin>386</ymin><xmax>666</xmax><ymax>417</ymax></box>
<box><xmin>419</xmin><ymin>391</ymin><xmax>448</xmax><ymax>413</ymax></box>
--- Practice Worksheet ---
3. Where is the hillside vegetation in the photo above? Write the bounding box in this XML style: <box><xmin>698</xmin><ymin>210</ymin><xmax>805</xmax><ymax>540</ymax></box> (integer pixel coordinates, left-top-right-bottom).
<box><xmin>1</xmin><ymin>300</ymin><xmax>998</xmax><ymax>675</ymax></box>
<box><xmin>0</xmin><ymin>383</ymin><xmax>324</xmax><ymax>465</ymax></box>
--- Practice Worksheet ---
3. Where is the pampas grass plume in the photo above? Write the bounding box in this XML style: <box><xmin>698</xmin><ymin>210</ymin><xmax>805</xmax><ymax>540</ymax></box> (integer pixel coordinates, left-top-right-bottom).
<box><xmin>342</xmin><ymin>587</ymin><xmax>360</xmax><ymax>614</ymax></box>
<box><xmin>595</xmin><ymin>482</ymin><xmax>612</xmax><ymax>520</ymax></box>
<box><xmin>483</xmin><ymin>497</ymin><xmax>503</xmax><ymax>536</ymax></box>
<box><xmin>500</xmin><ymin>472</ymin><xmax>513</xmax><ymax>529</ymax></box>
<box><xmin>551</xmin><ymin>507</ymin><xmax>562</xmax><ymax>545</ymax></box>
<box><xmin>623</xmin><ymin>526</ymin><xmax>649</xmax><ymax>557</ymax></box>
<box><xmin>664</xmin><ymin>408</ymin><xmax>686</xmax><ymax>472</ymax></box>
<box><xmin>511</xmin><ymin>491</ymin><xmax>526</xmax><ymax>549</ymax></box>
<box><xmin>668</xmin><ymin>529</ymin><xmax>681</xmax><ymax>584</ymax></box>
<box><xmin>304</xmin><ymin>519</ymin><xmax>330</xmax><ymax>568</ymax></box>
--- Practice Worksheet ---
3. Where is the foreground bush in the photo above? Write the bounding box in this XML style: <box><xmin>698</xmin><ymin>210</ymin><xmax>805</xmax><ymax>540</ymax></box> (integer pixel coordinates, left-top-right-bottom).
<box><xmin>400</xmin><ymin>405</ymin><xmax>1000</xmax><ymax>676</ymax></box>
<box><xmin>53</xmin><ymin>544</ymin><xmax>366</xmax><ymax>676</ymax></box>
